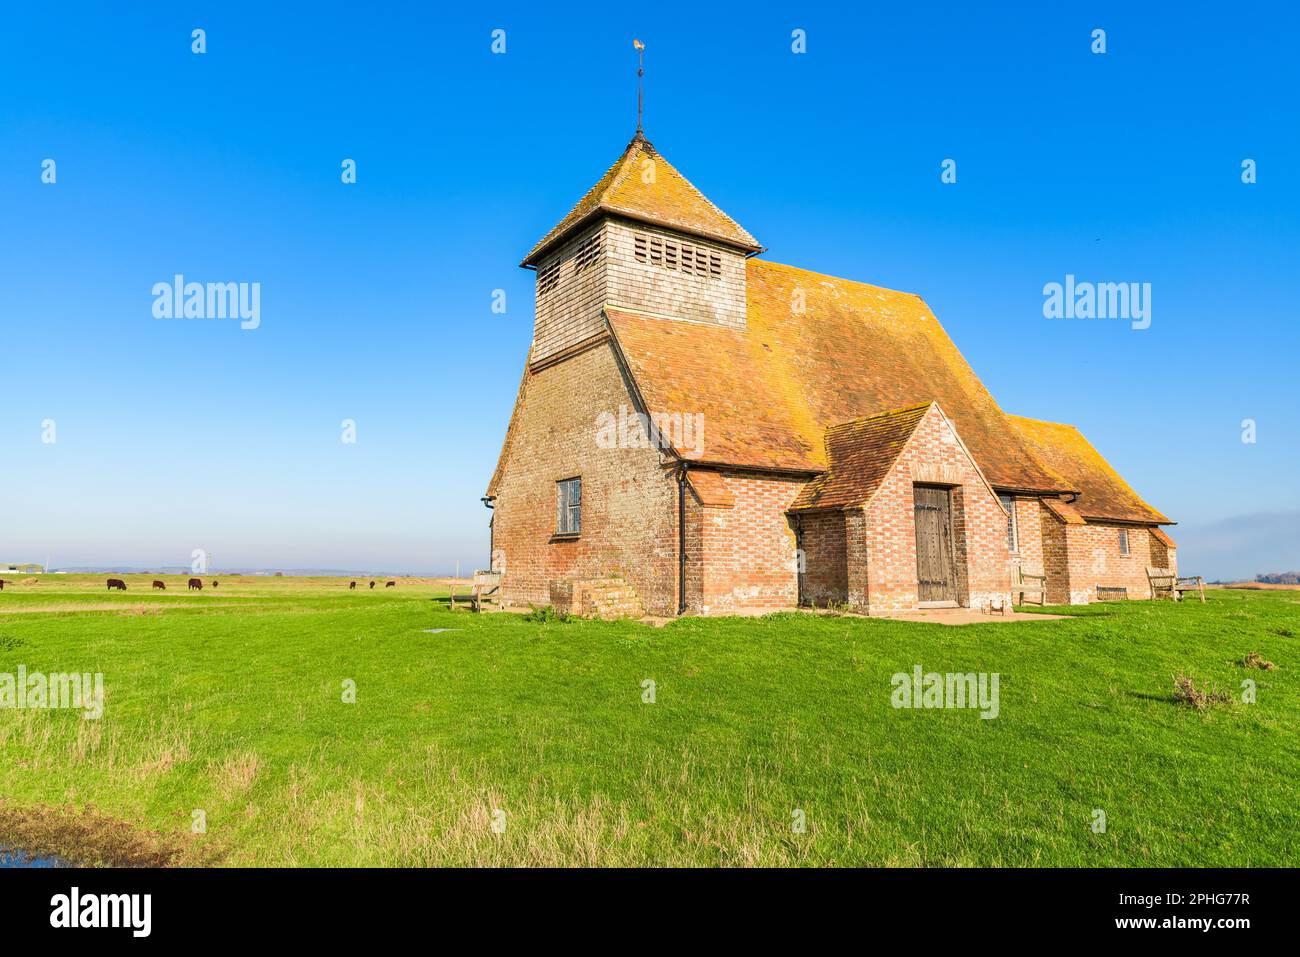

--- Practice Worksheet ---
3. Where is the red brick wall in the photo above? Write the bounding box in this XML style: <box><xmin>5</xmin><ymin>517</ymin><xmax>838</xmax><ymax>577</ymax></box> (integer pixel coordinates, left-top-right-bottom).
<box><xmin>858</xmin><ymin>407</ymin><xmax>1012</xmax><ymax>613</ymax></box>
<box><xmin>1040</xmin><ymin>505</ymin><xmax>1073</xmax><ymax>604</ymax></box>
<box><xmin>1011</xmin><ymin>496</ymin><xmax>1044</xmax><ymax>568</ymax></box>
<box><xmin>491</xmin><ymin>342</ymin><xmax>681</xmax><ymax>615</ymax></box>
<box><xmin>1149</xmin><ymin>532</ymin><xmax>1177</xmax><ymax>576</ymax></box>
<box><xmin>693</xmin><ymin>471</ymin><xmax>804</xmax><ymax>613</ymax></box>
<box><xmin>1063</xmin><ymin>521</ymin><xmax>1157</xmax><ymax>602</ymax></box>
<box><xmin>797</xmin><ymin>510</ymin><xmax>847</xmax><ymax>606</ymax></box>
<box><xmin>1037</xmin><ymin>510</ymin><xmax>1167</xmax><ymax>604</ymax></box>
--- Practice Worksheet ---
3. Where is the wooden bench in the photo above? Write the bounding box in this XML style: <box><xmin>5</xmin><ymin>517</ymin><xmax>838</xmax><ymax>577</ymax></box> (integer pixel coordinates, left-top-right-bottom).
<box><xmin>1146</xmin><ymin>567</ymin><xmax>1205</xmax><ymax>603</ymax></box>
<box><xmin>1011</xmin><ymin>561</ymin><xmax>1047</xmax><ymax>606</ymax></box>
<box><xmin>449</xmin><ymin>570</ymin><xmax>503</xmax><ymax>612</ymax></box>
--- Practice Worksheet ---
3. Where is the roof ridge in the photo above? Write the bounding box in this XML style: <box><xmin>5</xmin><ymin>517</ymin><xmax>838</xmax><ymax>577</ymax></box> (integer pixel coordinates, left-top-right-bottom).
<box><xmin>826</xmin><ymin>401</ymin><xmax>936</xmax><ymax>432</ymax></box>
<box><xmin>752</xmin><ymin>258</ymin><xmax>926</xmax><ymax>302</ymax></box>
<box><xmin>1007</xmin><ymin>412</ymin><xmax>1079</xmax><ymax>430</ymax></box>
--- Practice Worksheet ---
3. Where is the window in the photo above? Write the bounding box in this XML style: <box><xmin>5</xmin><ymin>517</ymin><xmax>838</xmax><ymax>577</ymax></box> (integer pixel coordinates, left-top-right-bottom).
<box><xmin>998</xmin><ymin>494</ymin><xmax>1018</xmax><ymax>553</ymax></box>
<box><xmin>632</xmin><ymin>230</ymin><xmax>723</xmax><ymax>280</ymax></box>
<box><xmin>537</xmin><ymin>257</ymin><xmax>561</xmax><ymax>295</ymax></box>
<box><xmin>556</xmin><ymin>477</ymin><xmax>581</xmax><ymax>535</ymax></box>
<box><xmin>1118</xmin><ymin>528</ymin><xmax>1130</xmax><ymax>556</ymax></box>
<box><xmin>574</xmin><ymin>233</ymin><xmax>603</xmax><ymax>273</ymax></box>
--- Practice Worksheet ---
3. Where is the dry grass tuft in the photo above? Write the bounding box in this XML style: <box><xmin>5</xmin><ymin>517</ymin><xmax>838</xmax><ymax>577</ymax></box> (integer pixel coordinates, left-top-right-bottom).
<box><xmin>213</xmin><ymin>751</ymin><xmax>261</xmax><ymax>799</ymax></box>
<box><xmin>1240</xmin><ymin>651</ymin><xmax>1277</xmax><ymax>670</ymax></box>
<box><xmin>1172</xmin><ymin>675</ymin><xmax>1233</xmax><ymax>710</ymax></box>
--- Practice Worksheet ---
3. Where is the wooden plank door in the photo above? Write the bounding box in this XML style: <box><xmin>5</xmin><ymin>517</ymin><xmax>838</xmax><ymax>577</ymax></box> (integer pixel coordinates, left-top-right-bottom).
<box><xmin>914</xmin><ymin>485</ymin><xmax>958</xmax><ymax>604</ymax></box>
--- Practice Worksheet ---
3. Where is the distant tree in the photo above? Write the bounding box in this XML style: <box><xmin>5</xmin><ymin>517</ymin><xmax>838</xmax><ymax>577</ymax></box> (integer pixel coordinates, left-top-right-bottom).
<box><xmin>1255</xmin><ymin>571</ymin><xmax>1300</xmax><ymax>585</ymax></box>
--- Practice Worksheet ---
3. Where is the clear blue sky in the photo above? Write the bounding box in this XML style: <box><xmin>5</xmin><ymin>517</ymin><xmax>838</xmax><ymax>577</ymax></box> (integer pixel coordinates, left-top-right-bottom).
<box><xmin>2</xmin><ymin>2</ymin><xmax>1296</xmax><ymax>577</ymax></box>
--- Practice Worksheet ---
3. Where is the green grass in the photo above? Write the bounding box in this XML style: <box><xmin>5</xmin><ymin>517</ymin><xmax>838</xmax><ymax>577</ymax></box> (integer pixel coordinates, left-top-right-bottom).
<box><xmin>0</xmin><ymin>574</ymin><xmax>1296</xmax><ymax>866</ymax></box>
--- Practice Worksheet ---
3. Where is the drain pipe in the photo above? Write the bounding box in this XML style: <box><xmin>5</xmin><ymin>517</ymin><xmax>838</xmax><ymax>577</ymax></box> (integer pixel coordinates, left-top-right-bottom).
<box><xmin>480</xmin><ymin>496</ymin><xmax>495</xmax><ymax>569</ymax></box>
<box><xmin>677</xmin><ymin>462</ymin><xmax>687</xmax><ymax>616</ymax></box>
<box><xmin>794</xmin><ymin>512</ymin><xmax>805</xmax><ymax>607</ymax></box>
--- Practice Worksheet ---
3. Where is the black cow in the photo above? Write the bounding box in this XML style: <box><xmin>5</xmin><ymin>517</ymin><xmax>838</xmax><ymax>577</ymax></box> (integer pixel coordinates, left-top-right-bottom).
<box><xmin>385</xmin><ymin>581</ymin><xmax>396</xmax><ymax>588</ymax></box>
<box><xmin>368</xmin><ymin>581</ymin><xmax>376</xmax><ymax>590</ymax></box>
<box><xmin>152</xmin><ymin>580</ymin><xmax>166</xmax><ymax>590</ymax></box>
<box><xmin>212</xmin><ymin>580</ymin><xmax>219</xmax><ymax>589</ymax></box>
<box><xmin>0</xmin><ymin>579</ymin><xmax>7</xmax><ymax>590</ymax></box>
<box><xmin>348</xmin><ymin>581</ymin><xmax>356</xmax><ymax>590</ymax></box>
<box><xmin>188</xmin><ymin>578</ymin><xmax>203</xmax><ymax>591</ymax></box>
<box><xmin>107</xmin><ymin>579</ymin><xmax>127</xmax><ymax>591</ymax></box>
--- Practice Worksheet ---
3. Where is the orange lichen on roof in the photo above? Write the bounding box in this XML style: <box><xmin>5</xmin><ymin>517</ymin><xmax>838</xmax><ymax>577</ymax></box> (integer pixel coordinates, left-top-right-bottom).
<box><xmin>790</xmin><ymin>403</ymin><xmax>933</xmax><ymax>511</ymax></box>
<box><xmin>1008</xmin><ymin>415</ymin><xmax>1171</xmax><ymax>525</ymax></box>
<box><xmin>605</xmin><ymin>260</ymin><xmax>1072</xmax><ymax>493</ymax></box>
<box><xmin>1042</xmin><ymin>497</ymin><xmax>1086</xmax><ymax>525</ymax></box>
<box><xmin>522</xmin><ymin>132</ymin><xmax>761</xmax><ymax>266</ymax></box>
<box><xmin>685</xmin><ymin>469</ymin><xmax>735</xmax><ymax>507</ymax></box>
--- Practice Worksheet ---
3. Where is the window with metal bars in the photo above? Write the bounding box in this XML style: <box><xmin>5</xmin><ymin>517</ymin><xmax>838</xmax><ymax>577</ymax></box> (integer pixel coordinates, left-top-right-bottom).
<box><xmin>998</xmin><ymin>494</ymin><xmax>1018</xmax><ymax>553</ymax></box>
<box><xmin>556</xmin><ymin>477</ymin><xmax>581</xmax><ymax>535</ymax></box>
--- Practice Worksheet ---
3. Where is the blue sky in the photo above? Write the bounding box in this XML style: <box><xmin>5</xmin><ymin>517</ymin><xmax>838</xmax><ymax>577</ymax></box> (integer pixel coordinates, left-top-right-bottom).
<box><xmin>1</xmin><ymin>2</ymin><xmax>1296</xmax><ymax>577</ymax></box>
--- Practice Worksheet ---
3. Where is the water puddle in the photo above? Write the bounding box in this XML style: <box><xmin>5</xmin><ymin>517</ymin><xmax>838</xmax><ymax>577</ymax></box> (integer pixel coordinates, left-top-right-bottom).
<box><xmin>0</xmin><ymin>845</ymin><xmax>68</xmax><ymax>868</ymax></box>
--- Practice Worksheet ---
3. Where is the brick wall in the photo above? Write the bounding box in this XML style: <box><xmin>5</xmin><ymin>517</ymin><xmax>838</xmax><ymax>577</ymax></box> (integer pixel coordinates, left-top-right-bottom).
<box><xmin>858</xmin><ymin>407</ymin><xmax>1012</xmax><ymax>614</ymax></box>
<box><xmin>550</xmin><ymin>578</ymin><xmax>645</xmax><ymax>619</ymax></box>
<box><xmin>1040</xmin><ymin>505</ymin><xmax>1074</xmax><ymax>604</ymax></box>
<box><xmin>692</xmin><ymin>470</ymin><xmax>804</xmax><ymax>613</ymax></box>
<box><xmin>1149</xmin><ymin>531</ymin><xmax>1177</xmax><ymax>576</ymax></box>
<box><xmin>1011</xmin><ymin>496</ymin><xmax>1044</xmax><ymax>569</ymax></box>
<box><xmin>1063</xmin><ymin>521</ymin><xmax>1157</xmax><ymax>602</ymax></box>
<box><xmin>797</xmin><ymin>510</ymin><xmax>847</xmax><ymax>606</ymax></box>
<box><xmin>491</xmin><ymin>341</ymin><xmax>681</xmax><ymax>615</ymax></box>
<box><xmin>1036</xmin><ymin>508</ymin><xmax>1169</xmax><ymax>603</ymax></box>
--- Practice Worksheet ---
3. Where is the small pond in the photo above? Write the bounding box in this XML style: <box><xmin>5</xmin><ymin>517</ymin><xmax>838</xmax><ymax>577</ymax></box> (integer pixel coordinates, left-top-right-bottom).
<box><xmin>0</xmin><ymin>846</ymin><xmax>68</xmax><ymax>868</ymax></box>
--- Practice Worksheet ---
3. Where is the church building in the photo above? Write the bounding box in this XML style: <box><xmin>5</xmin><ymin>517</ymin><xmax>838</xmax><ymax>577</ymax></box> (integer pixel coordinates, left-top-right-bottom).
<box><xmin>485</xmin><ymin>130</ymin><xmax>1176</xmax><ymax>617</ymax></box>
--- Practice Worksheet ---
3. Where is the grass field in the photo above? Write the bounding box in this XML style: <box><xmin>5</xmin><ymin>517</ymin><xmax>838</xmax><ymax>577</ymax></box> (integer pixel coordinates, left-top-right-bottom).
<box><xmin>0</xmin><ymin>574</ymin><xmax>1295</xmax><ymax>866</ymax></box>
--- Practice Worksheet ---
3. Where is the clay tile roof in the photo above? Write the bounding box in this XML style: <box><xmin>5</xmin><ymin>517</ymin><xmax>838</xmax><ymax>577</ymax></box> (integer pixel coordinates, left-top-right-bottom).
<box><xmin>789</xmin><ymin>403</ymin><xmax>934</xmax><ymax>511</ymax></box>
<box><xmin>605</xmin><ymin>260</ymin><xmax>1073</xmax><ymax>493</ymax></box>
<box><xmin>522</xmin><ymin>132</ymin><xmax>761</xmax><ymax>267</ymax></box>
<box><xmin>1007</xmin><ymin>415</ymin><xmax>1172</xmax><ymax>525</ymax></box>
<box><xmin>686</xmin><ymin>469</ymin><xmax>735</xmax><ymax>507</ymax></box>
<box><xmin>1151</xmin><ymin>527</ymin><xmax>1177</xmax><ymax>548</ymax></box>
<box><xmin>1041</xmin><ymin>497</ymin><xmax>1086</xmax><ymax>525</ymax></box>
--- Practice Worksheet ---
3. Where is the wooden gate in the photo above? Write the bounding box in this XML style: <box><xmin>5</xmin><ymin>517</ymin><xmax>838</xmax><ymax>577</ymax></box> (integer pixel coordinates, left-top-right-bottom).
<box><xmin>914</xmin><ymin>485</ymin><xmax>958</xmax><ymax>605</ymax></box>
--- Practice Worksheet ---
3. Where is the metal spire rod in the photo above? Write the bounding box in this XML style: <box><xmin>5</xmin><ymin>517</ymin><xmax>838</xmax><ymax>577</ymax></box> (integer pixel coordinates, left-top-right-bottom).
<box><xmin>633</xmin><ymin>38</ymin><xmax>645</xmax><ymax>132</ymax></box>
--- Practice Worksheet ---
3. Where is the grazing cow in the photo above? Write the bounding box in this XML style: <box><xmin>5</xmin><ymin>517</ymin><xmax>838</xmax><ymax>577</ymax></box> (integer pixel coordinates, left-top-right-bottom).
<box><xmin>188</xmin><ymin>578</ymin><xmax>203</xmax><ymax>591</ymax></box>
<box><xmin>212</xmin><ymin>580</ymin><xmax>219</xmax><ymax>589</ymax></box>
<box><xmin>0</xmin><ymin>580</ymin><xmax>6</xmax><ymax>590</ymax></box>
<box><xmin>107</xmin><ymin>578</ymin><xmax>127</xmax><ymax>591</ymax></box>
<box><xmin>385</xmin><ymin>580</ymin><xmax>396</xmax><ymax>588</ymax></box>
<box><xmin>368</xmin><ymin>581</ymin><xmax>376</xmax><ymax>590</ymax></box>
<box><xmin>152</xmin><ymin>580</ymin><xmax>166</xmax><ymax>590</ymax></box>
<box><xmin>348</xmin><ymin>581</ymin><xmax>356</xmax><ymax>590</ymax></box>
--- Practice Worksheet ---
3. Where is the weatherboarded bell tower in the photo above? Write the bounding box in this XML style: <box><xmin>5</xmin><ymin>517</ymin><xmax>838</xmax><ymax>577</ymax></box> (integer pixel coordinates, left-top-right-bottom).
<box><xmin>521</xmin><ymin>129</ymin><xmax>761</xmax><ymax>365</ymax></box>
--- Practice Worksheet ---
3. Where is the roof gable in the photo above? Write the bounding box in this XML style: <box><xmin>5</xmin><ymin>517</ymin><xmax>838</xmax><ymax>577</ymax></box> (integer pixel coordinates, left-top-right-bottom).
<box><xmin>1008</xmin><ymin>415</ymin><xmax>1171</xmax><ymax>524</ymax></box>
<box><xmin>522</xmin><ymin>132</ymin><xmax>761</xmax><ymax>266</ymax></box>
<box><xmin>789</xmin><ymin>403</ymin><xmax>932</xmax><ymax>510</ymax></box>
